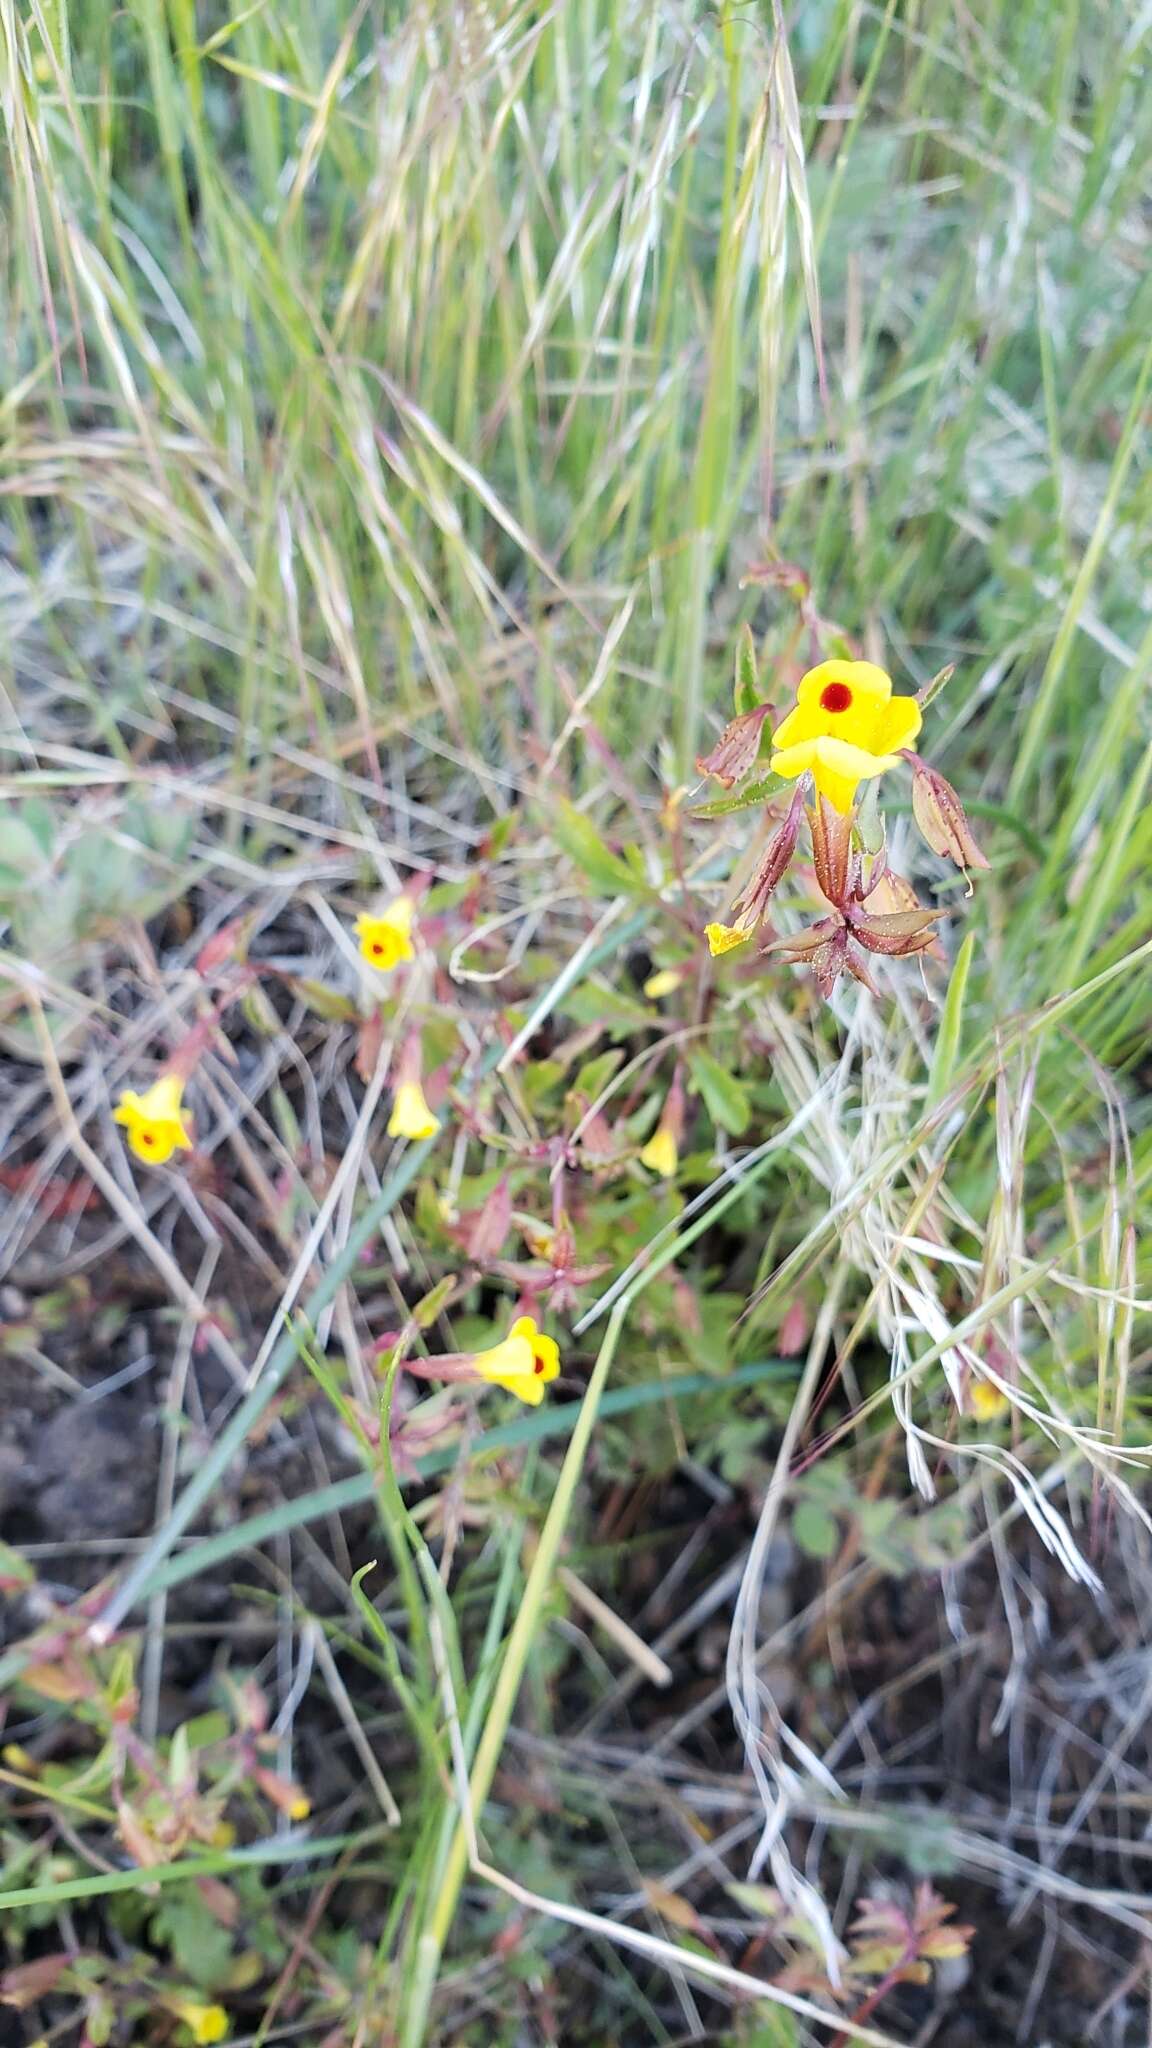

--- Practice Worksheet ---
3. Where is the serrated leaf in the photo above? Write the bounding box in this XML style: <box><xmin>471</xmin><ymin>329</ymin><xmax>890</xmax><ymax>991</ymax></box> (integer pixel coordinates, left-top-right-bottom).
<box><xmin>687</xmin><ymin>1048</ymin><xmax>750</xmax><ymax>1136</ymax></box>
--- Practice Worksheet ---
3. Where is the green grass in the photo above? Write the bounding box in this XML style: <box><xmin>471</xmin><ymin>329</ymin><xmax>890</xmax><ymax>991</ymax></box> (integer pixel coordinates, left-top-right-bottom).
<box><xmin>1</xmin><ymin>1</ymin><xmax>1151</xmax><ymax>2043</ymax></box>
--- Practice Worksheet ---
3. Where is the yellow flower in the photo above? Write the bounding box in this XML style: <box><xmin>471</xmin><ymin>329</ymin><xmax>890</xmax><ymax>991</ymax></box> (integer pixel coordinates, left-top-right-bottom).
<box><xmin>969</xmin><ymin>1379</ymin><xmax>1009</xmax><ymax>1420</ymax></box>
<box><xmin>175</xmin><ymin>2006</ymin><xmax>229</xmax><ymax>2045</ymax></box>
<box><xmin>643</xmin><ymin>967</ymin><xmax>683</xmax><ymax>1000</ymax></box>
<box><xmin>704</xmin><ymin>920</ymin><xmax>751</xmax><ymax>957</ymax></box>
<box><xmin>387</xmin><ymin>1080</ymin><xmax>440</xmax><ymax>1141</ymax></box>
<box><xmin>639</xmin><ymin>1124</ymin><xmax>678</xmax><ymax>1177</ymax></box>
<box><xmin>1</xmin><ymin>1743</ymin><xmax>39</xmax><ymax>1775</ymax></box>
<box><xmin>769</xmin><ymin>660</ymin><xmax>922</xmax><ymax>815</ymax></box>
<box><xmin>473</xmin><ymin>1316</ymin><xmax>560</xmax><ymax>1406</ymax></box>
<box><xmin>112</xmin><ymin>1074</ymin><xmax>193</xmax><ymax>1166</ymax></box>
<box><xmin>354</xmin><ymin>896</ymin><xmax>415</xmax><ymax>971</ymax></box>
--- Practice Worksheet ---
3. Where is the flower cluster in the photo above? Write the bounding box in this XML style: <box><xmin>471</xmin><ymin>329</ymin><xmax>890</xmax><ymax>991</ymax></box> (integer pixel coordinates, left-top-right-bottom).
<box><xmin>110</xmin><ymin>889</ymin><xmax>565</xmax><ymax>1409</ymax></box>
<box><xmin>697</xmin><ymin>655</ymin><xmax>987</xmax><ymax>995</ymax></box>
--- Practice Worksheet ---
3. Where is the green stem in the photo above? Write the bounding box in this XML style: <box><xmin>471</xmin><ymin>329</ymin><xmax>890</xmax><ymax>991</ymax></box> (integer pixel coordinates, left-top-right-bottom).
<box><xmin>401</xmin><ymin>1301</ymin><xmax>626</xmax><ymax>2048</ymax></box>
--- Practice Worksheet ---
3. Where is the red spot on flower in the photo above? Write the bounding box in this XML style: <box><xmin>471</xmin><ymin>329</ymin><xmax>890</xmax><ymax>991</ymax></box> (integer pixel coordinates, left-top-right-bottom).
<box><xmin>820</xmin><ymin>682</ymin><xmax>853</xmax><ymax>713</ymax></box>
<box><xmin>141</xmin><ymin>1131</ymin><xmax>155</xmax><ymax>1146</ymax></box>
<box><xmin>371</xmin><ymin>942</ymin><xmax>383</xmax><ymax>956</ymax></box>
<box><xmin>534</xmin><ymin>1358</ymin><xmax>544</xmax><ymax>1373</ymax></box>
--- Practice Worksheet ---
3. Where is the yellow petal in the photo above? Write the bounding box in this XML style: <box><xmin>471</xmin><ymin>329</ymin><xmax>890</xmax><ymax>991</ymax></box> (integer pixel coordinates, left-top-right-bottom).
<box><xmin>112</xmin><ymin>1075</ymin><xmax>193</xmax><ymax>1166</ymax></box>
<box><xmin>773</xmin><ymin>662</ymin><xmax>897</xmax><ymax>758</ymax></box>
<box><xmin>146</xmin><ymin>1074</ymin><xmax>189</xmax><ymax>1123</ymax></box>
<box><xmin>473</xmin><ymin>1321</ymin><xmax>559</xmax><ymax>1401</ymax></box>
<box><xmin>643</xmin><ymin>967</ymin><xmax>683</xmax><ymax>1000</ymax></box>
<box><xmin>509</xmin><ymin>1315</ymin><xmax>560</xmax><ymax>1382</ymax></box>
<box><xmin>472</xmin><ymin>1331</ymin><xmax>537</xmax><ymax>1400</ymax></box>
<box><xmin>796</xmin><ymin>659</ymin><xmax>892</xmax><ymax>710</ymax></box>
<box><xmin>355</xmin><ymin>898</ymin><xmax>416</xmax><ymax>970</ymax></box>
<box><xmin>769</xmin><ymin>702</ymin><xmax>821</xmax><ymax>751</ymax></box>
<box><xmin>704</xmin><ymin>920</ymin><xmax>751</xmax><ymax>957</ymax></box>
<box><xmin>176</xmin><ymin>2006</ymin><xmax>229</xmax><ymax>2045</ymax></box>
<box><xmin>871</xmin><ymin>693</ymin><xmax>922</xmax><ymax>755</ymax></box>
<box><xmin>503</xmin><ymin>1371</ymin><xmax>547</xmax><ymax>1406</ymax></box>
<box><xmin>769</xmin><ymin>737</ymin><xmax>820</xmax><ymax>782</ymax></box>
<box><xmin>772</xmin><ymin>735</ymin><xmax>900</xmax><ymax>815</ymax></box>
<box><xmin>639</xmin><ymin>1126</ymin><xmax>678</xmax><ymax>1177</ymax></box>
<box><xmin>387</xmin><ymin>1081</ymin><xmax>440</xmax><ymax>1141</ymax></box>
<box><xmin>969</xmin><ymin>1379</ymin><xmax>1009</xmax><ymax>1420</ymax></box>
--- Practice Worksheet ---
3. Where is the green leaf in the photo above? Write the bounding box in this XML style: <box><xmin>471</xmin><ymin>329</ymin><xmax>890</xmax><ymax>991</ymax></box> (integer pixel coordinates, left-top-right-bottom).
<box><xmin>793</xmin><ymin>1500</ymin><xmax>839</xmax><ymax>1559</ymax></box>
<box><xmin>569</xmin><ymin>1048</ymin><xmax>625</xmax><ymax>1101</ymax></box>
<box><xmin>740</xmin><ymin>2017</ymin><xmax>800</xmax><ymax>2048</ymax></box>
<box><xmin>150</xmin><ymin>1888</ymin><xmax>234</xmax><ymax>1989</ymax></box>
<box><xmin>734</xmin><ymin>621</ymin><xmax>760</xmax><ymax>716</ymax></box>
<box><xmin>928</xmin><ymin>930</ymin><xmax>975</xmax><ymax>1105</ymax></box>
<box><xmin>551</xmin><ymin>798</ymin><xmax>640</xmax><ymax>894</ymax></box>
<box><xmin>687</xmin><ymin>1048</ymin><xmax>751</xmax><ymax>1135</ymax></box>
<box><xmin>690</xmin><ymin>772</ymin><xmax>779</xmax><ymax>819</ymax></box>
<box><xmin>284</xmin><ymin>978</ymin><xmax>359</xmax><ymax>1021</ymax></box>
<box><xmin>0</xmin><ymin>1541</ymin><xmax>35</xmax><ymax>1588</ymax></box>
<box><xmin>22</xmin><ymin>798</ymin><xmax>57</xmax><ymax>855</ymax></box>
<box><xmin>0</xmin><ymin>817</ymin><xmax>47</xmax><ymax>878</ymax></box>
<box><xmin>410</xmin><ymin>1275</ymin><xmax>456</xmax><ymax>1330</ymax></box>
<box><xmin>560</xmin><ymin>982</ymin><xmax>654</xmax><ymax>1033</ymax></box>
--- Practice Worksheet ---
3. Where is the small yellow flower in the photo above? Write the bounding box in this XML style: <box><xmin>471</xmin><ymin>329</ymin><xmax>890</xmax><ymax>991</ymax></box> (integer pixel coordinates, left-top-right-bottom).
<box><xmin>473</xmin><ymin>1316</ymin><xmax>560</xmax><ymax>1406</ymax></box>
<box><xmin>969</xmin><ymin>1379</ymin><xmax>1009</xmax><ymax>1420</ymax></box>
<box><xmin>354</xmin><ymin>896</ymin><xmax>415</xmax><ymax>971</ymax></box>
<box><xmin>639</xmin><ymin>1125</ymin><xmax>678</xmax><ymax>1177</ymax></box>
<box><xmin>643</xmin><ymin>967</ymin><xmax>684</xmax><ymax>1000</ymax></box>
<box><xmin>1</xmin><ymin>1743</ymin><xmax>39</xmax><ymax>1775</ymax></box>
<box><xmin>770</xmin><ymin>660</ymin><xmax>922</xmax><ymax>815</ymax></box>
<box><xmin>175</xmin><ymin>2005</ymin><xmax>229</xmax><ymax>2045</ymax></box>
<box><xmin>387</xmin><ymin>1079</ymin><xmax>440</xmax><ymax>1141</ymax></box>
<box><xmin>704</xmin><ymin>920</ymin><xmax>751</xmax><ymax>957</ymax></box>
<box><xmin>112</xmin><ymin>1074</ymin><xmax>193</xmax><ymax>1166</ymax></box>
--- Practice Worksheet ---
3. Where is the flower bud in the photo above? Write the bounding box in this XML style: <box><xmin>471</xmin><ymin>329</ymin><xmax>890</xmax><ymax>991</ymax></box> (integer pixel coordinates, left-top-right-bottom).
<box><xmin>907</xmin><ymin>755</ymin><xmax>990</xmax><ymax>880</ymax></box>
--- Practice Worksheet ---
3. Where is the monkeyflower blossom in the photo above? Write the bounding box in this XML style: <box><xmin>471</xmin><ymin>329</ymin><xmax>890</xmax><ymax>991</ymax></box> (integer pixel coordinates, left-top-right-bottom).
<box><xmin>388</xmin><ymin>1080</ymin><xmax>440</xmax><ymax>1142</ymax></box>
<box><xmin>472</xmin><ymin>1316</ymin><xmax>560</xmax><ymax>1405</ymax></box>
<box><xmin>639</xmin><ymin>1071</ymin><xmax>684</xmax><ymax>1178</ymax></box>
<box><xmin>113</xmin><ymin>1074</ymin><xmax>193</xmax><ymax>1166</ymax></box>
<box><xmin>354</xmin><ymin>895</ymin><xmax>415</xmax><ymax>971</ymax></box>
<box><xmin>387</xmin><ymin>1034</ymin><xmax>441</xmax><ymax>1141</ymax></box>
<box><xmin>770</xmin><ymin>660</ymin><xmax>922</xmax><ymax>815</ymax></box>
<box><xmin>969</xmin><ymin>1379</ymin><xmax>1009</xmax><ymax>1421</ymax></box>
<box><xmin>174</xmin><ymin>2006</ymin><xmax>229</xmax><ymax>2045</ymax></box>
